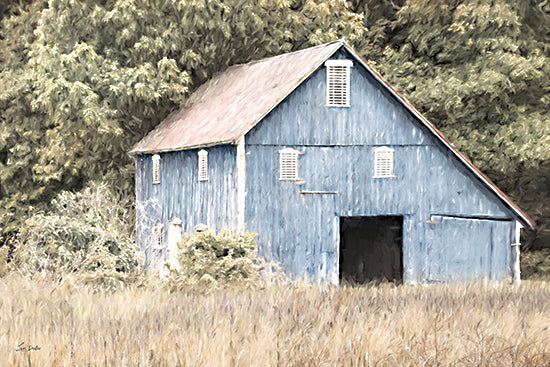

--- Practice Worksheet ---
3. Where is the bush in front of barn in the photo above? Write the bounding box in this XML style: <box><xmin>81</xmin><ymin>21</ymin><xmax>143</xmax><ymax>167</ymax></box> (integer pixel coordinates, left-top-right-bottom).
<box><xmin>8</xmin><ymin>183</ymin><xmax>142</xmax><ymax>290</ymax></box>
<box><xmin>169</xmin><ymin>230</ymin><xmax>282</xmax><ymax>288</ymax></box>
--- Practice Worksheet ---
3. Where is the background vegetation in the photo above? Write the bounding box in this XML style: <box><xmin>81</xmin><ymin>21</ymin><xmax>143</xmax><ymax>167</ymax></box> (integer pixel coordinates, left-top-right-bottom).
<box><xmin>0</xmin><ymin>183</ymin><xmax>141</xmax><ymax>289</ymax></box>
<box><xmin>0</xmin><ymin>1</ymin><xmax>549</xmax><ymax>257</ymax></box>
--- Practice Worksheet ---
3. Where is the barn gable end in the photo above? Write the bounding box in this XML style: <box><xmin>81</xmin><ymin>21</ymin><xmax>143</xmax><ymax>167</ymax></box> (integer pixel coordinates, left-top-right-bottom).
<box><xmin>243</xmin><ymin>48</ymin><xmax>521</xmax><ymax>283</ymax></box>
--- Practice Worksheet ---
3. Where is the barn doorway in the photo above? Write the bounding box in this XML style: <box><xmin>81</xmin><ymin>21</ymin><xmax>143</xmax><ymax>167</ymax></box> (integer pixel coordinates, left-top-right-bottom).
<box><xmin>339</xmin><ymin>216</ymin><xmax>403</xmax><ymax>284</ymax></box>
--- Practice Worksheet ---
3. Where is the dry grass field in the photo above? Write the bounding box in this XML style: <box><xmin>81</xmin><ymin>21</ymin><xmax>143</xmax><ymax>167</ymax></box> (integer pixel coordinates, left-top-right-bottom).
<box><xmin>1</xmin><ymin>277</ymin><xmax>550</xmax><ymax>366</ymax></box>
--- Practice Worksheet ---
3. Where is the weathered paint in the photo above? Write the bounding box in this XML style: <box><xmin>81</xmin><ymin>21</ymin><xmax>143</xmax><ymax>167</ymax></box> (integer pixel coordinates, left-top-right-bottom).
<box><xmin>133</xmin><ymin>45</ymin><xmax>530</xmax><ymax>284</ymax></box>
<box><xmin>424</xmin><ymin>216</ymin><xmax>512</xmax><ymax>282</ymax></box>
<box><xmin>243</xmin><ymin>49</ymin><xmax>516</xmax><ymax>283</ymax></box>
<box><xmin>135</xmin><ymin>145</ymin><xmax>238</xmax><ymax>267</ymax></box>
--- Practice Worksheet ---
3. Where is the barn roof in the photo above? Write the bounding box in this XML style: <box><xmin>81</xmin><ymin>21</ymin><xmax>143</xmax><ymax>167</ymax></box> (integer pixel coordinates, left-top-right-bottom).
<box><xmin>129</xmin><ymin>40</ymin><xmax>535</xmax><ymax>229</ymax></box>
<box><xmin>129</xmin><ymin>41</ymin><xmax>342</xmax><ymax>154</ymax></box>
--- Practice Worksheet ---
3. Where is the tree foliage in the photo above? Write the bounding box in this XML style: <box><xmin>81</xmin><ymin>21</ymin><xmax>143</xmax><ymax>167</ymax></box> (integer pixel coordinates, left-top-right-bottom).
<box><xmin>0</xmin><ymin>0</ymin><xmax>365</xmax><ymax>229</ymax></box>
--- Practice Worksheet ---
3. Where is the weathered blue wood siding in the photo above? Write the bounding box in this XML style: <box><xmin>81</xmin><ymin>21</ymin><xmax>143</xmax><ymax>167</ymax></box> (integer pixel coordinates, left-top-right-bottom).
<box><xmin>244</xmin><ymin>49</ymin><xmax>515</xmax><ymax>283</ymax></box>
<box><xmin>134</xmin><ymin>47</ymin><xmax>518</xmax><ymax>283</ymax></box>
<box><xmin>425</xmin><ymin>216</ymin><xmax>513</xmax><ymax>282</ymax></box>
<box><xmin>135</xmin><ymin>145</ymin><xmax>238</xmax><ymax>266</ymax></box>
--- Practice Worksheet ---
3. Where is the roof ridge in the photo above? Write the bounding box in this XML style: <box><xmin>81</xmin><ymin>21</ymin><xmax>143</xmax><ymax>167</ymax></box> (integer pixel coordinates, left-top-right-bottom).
<box><xmin>234</xmin><ymin>40</ymin><xmax>342</xmax><ymax>69</ymax></box>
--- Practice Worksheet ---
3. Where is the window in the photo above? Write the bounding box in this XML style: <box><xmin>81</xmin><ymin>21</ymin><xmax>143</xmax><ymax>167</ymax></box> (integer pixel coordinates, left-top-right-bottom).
<box><xmin>152</xmin><ymin>154</ymin><xmax>161</xmax><ymax>184</ymax></box>
<box><xmin>198</xmin><ymin>149</ymin><xmax>208</xmax><ymax>181</ymax></box>
<box><xmin>373</xmin><ymin>146</ymin><xmax>395</xmax><ymax>178</ymax></box>
<box><xmin>325</xmin><ymin>59</ymin><xmax>353</xmax><ymax>107</ymax></box>
<box><xmin>279</xmin><ymin>148</ymin><xmax>300</xmax><ymax>181</ymax></box>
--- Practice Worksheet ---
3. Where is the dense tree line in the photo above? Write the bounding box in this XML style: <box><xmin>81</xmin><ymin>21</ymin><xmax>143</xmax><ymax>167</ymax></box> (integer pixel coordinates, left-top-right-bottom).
<box><xmin>0</xmin><ymin>0</ymin><xmax>548</xmax><ymax>249</ymax></box>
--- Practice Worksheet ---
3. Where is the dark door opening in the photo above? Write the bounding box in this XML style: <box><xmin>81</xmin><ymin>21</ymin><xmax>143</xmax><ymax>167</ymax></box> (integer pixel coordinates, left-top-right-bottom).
<box><xmin>339</xmin><ymin>216</ymin><xmax>403</xmax><ymax>284</ymax></box>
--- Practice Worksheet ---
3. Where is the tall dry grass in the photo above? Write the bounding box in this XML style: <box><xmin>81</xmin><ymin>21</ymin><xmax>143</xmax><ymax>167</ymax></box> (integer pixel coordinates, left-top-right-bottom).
<box><xmin>1</xmin><ymin>276</ymin><xmax>550</xmax><ymax>366</ymax></box>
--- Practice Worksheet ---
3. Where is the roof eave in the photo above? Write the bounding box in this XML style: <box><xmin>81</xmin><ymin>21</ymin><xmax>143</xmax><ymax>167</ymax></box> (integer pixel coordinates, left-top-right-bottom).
<box><xmin>128</xmin><ymin>139</ymin><xmax>237</xmax><ymax>156</ymax></box>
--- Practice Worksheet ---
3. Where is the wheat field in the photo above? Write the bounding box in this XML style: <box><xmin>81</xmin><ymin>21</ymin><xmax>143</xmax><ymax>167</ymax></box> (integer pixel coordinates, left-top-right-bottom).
<box><xmin>1</xmin><ymin>277</ymin><xmax>550</xmax><ymax>366</ymax></box>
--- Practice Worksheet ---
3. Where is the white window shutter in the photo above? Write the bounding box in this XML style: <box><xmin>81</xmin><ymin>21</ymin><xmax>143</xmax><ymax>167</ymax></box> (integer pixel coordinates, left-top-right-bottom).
<box><xmin>325</xmin><ymin>60</ymin><xmax>352</xmax><ymax>107</ymax></box>
<box><xmin>373</xmin><ymin>146</ymin><xmax>395</xmax><ymax>178</ymax></box>
<box><xmin>279</xmin><ymin>148</ymin><xmax>300</xmax><ymax>181</ymax></box>
<box><xmin>198</xmin><ymin>150</ymin><xmax>208</xmax><ymax>181</ymax></box>
<box><xmin>152</xmin><ymin>154</ymin><xmax>161</xmax><ymax>184</ymax></box>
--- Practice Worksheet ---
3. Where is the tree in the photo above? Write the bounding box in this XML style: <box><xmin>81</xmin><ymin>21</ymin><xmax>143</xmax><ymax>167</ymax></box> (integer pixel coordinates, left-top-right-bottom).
<box><xmin>0</xmin><ymin>0</ymin><xmax>366</xmax><ymax>230</ymax></box>
<box><xmin>358</xmin><ymin>0</ymin><xmax>550</xmax><ymax>248</ymax></box>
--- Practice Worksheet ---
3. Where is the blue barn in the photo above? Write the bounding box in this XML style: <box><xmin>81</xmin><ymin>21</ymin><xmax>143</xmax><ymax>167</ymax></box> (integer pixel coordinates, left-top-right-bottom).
<box><xmin>129</xmin><ymin>40</ymin><xmax>534</xmax><ymax>284</ymax></box>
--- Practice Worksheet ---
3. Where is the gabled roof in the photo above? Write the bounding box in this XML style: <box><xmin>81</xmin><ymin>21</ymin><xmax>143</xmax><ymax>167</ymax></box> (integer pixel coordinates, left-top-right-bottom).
<box><xmin>129</xmin><ymin>41</ymin><xmax>534</xmax><ymax>229</ymax></box>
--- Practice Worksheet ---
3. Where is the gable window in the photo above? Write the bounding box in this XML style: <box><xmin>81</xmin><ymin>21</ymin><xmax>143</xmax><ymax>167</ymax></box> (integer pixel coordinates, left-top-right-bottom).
<box><xmin>279</xmin><ymin>148</ymin><xmax>300</xmax><ymax>181</ymax></box>
<box><xmin>373</xmin><ymin>146</ymin><xmax>395</xmax><ymax>178</ymax></box>
<box><xmin>198</xmin><ymin>149</ymin><xmax>208</xmax><ymax>181</ymax></box>
<box><xmin>152</xmin><ymin>154</ymin><xmax>161</xmax><ymax>184</ymax></box>
<box><xmin>325</xmin><ymin>59</ymin><xmax>353</xmax><ymax>107</ymax></box>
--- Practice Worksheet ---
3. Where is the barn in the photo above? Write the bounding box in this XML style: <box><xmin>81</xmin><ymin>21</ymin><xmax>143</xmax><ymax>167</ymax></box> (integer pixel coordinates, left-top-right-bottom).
<box><xmin>129</xmin><ymin>40</ymin><xmax>534</xmax><ymax>284</ymax></box>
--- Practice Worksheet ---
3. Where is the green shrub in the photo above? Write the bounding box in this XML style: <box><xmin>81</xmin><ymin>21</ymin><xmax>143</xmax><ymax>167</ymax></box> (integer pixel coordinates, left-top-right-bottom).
<box><xmin>11</xmin><ymin>183</ymin><xmax>141</xmax><ymax>289</ymax></box>
<box><xmin>521</xmin><ymin>249</ymin><xmax>550</xmax><ymax>279</ymax></box>
<box><xmin>172</xmin><ymin>230</ymin><xmax>278</xmax><ymax>287</ymax></box>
